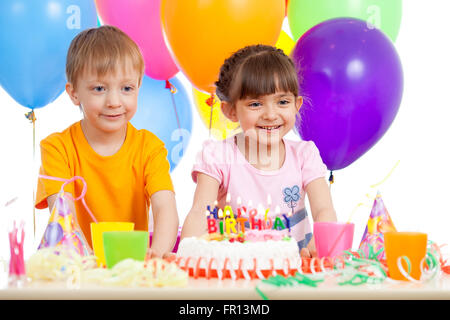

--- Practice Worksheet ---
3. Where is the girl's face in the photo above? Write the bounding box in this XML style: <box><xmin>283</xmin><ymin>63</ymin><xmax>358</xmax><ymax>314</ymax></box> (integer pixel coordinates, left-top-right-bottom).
<box><xmin>224</xmin><ymin>91</ymin><xmax>302</xmax><ymax>148</ymax></box>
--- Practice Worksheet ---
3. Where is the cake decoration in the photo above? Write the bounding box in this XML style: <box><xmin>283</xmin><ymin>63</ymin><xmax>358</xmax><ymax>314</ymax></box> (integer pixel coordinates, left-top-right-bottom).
<box><xmin>176</xmin><ymin>196</ymin><xmax>300</xmax><ymax>280</ymax></box>
<box><xmin>358</xmin><ymin>192</ymin><xmax>397</xmax><ymax>260</ymax></box>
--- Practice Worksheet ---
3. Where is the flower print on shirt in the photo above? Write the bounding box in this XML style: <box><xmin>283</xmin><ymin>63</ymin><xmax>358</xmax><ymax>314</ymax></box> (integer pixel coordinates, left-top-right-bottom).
<box><xmin>283</xmin><ymin>185</ymin><xmax>300</xmax><ymax>216</ymax></box>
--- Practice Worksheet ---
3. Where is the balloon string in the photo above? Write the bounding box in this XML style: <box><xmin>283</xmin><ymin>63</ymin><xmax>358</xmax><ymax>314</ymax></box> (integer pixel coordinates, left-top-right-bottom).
<box><xmin>328</xmin><ymin>161</ymin><xmax>401</xmax><ymax>254</ymax></box>
<box><xmin>370</xmin><ymin>160</ymin><xmax>400</xmax><ymax>189</ymax></box>
<box><xmin>165</xmin><ymin>80</ymin><xmax>178</xmax><ymax>94</ymax></box>
<box><xmin>38</xmin><ymin>174</ymin><xmax>98</xmax><ymax>223</ymax></box>
<box><xmin>205</xmin><ymin>93</ymin><xmax>215</xmax><ymax>138</ymax></box>
<box><xmin>165</xmin><ymin>80</ymin><xmax>182</xmax><ymax>132</ymax></box>
<box><xmin>346</xmin><ymin>160</ymin><xmax>401</xmax><ymax>223</ymax></box>
<box><xmin>328</xmin><ymin>171</ymin><xmax>334</xmax><ymax>184</ymax></box>
<box><xmin>328</xmin><ymin>171</ymin><xmax>334</xmax><ymax>190</ymax></box>
<box><xmin>25</xmin><ymin>110</ymin><xmax>37</xmax><ymax>239</ymax></box>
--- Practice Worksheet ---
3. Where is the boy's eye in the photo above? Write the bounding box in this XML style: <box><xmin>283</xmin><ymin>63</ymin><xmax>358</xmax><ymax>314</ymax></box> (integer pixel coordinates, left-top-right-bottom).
<box><xmin>123</xmin><ymin>86</ymin><xmax>134</xmax><ymax>92</ymax></box>
<box><xmin>93</xmin><ymin>86</ymin><xmax>105</xmax><ymax>92</ymax></box>
<box><xmin>279</xmin><ymin>99</ymin><xmax>290</xmax><ymax>105</ymax></box>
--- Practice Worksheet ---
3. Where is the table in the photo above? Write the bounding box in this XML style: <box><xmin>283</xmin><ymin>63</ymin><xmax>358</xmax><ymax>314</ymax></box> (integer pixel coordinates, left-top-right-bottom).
<box><xmin>1</xmin><ymin>274</ymin><xmax>449</xmax><ymax>300</ymax></box>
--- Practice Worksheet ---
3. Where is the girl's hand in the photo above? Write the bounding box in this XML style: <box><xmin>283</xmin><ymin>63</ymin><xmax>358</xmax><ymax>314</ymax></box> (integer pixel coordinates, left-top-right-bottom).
<box><xmin>300</xmin><ymin>238</ymin><xmax>318</xmax><ymax>258</ymax></box>
<box><xmin>300</xmin><ymin>247</ymin><xmax>317</xmax><ymax>258</ymax></box>
<box><xmin>181</xmin><ymin>173</ymin><xmax>220</xmax><ymax>239</ymax></box>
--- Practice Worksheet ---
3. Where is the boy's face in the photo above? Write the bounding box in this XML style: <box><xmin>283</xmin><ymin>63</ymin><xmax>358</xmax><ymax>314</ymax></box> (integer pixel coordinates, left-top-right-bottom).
<box><xmin>66</xmin><ymin>64</ymin><xmax>141</xmax><ymax>136</ymax></box>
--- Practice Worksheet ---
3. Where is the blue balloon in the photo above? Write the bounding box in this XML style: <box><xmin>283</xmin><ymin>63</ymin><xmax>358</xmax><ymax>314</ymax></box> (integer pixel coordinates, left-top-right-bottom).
<box><xmin>132</xmin><ymin>76</ymin><xmax>193</xmax><ymax>172</ymax></box>
<box><xmin>0</xmin><ymin>0</ymin><xmax>97</xmax><ymax>109</ymax></box>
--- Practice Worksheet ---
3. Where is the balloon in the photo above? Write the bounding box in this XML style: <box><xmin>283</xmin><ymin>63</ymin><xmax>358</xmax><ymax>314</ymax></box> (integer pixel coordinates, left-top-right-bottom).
<box><xmin>95</xmin><ymin>0</ymin><xmax>178</xmax><ymax>80</ymax></box>
<box><xmin>0</xmin><ymin>0</ymin><xmax>97</xmax><ymax>109</ymax></box>
<box><xmin>131</xmin><ymin>76</ymin><xmax>192</xmax><ymax>171</ymax></box>
<box><xmin>44</xmin><ymin>222</ymin><xmax>63</xmax><ymax>247</ymax></box>
<box><xmin>275</xmin><ymin>30</ymin><xmax>296</xmax><ymax>56</ymax></box>
<box><xmin>161</xmin><ymin>0</ymin><xmax>284</xmax><ymax>93</ymax></box>
<box><xmin>293</xmin><ymin>18</ymin><xmax>403</xmax><ymax>171</ymax></box>
<box><xmin>288</xmin><ymin>0</ymin><xmax>402</xmax><ymax>42</ymax></box>
<box><xmin>192</xmin><ymin>89</ymin><xmax>240</xmax><ymax>140</ymax></box>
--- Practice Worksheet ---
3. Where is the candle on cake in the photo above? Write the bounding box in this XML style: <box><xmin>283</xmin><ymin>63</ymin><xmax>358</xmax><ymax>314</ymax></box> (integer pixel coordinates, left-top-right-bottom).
<box><xmin>281</xmin><ymin>206</ymin><xmax>291</xmax><ymax>235</ymax></box>
<box><xmin>236</xmin><ymin>196</ymin><xmax>242</xmax><ymax>232</ymax></box>
<box><xmin>218</xmin><ymin>209</ymin><xmax>224</xmax><ymax>234</ymax></box>
<box><xmin>223</xmin><ymin>192</ymin><xmax>234</xmax><ymax>219</ymax></box>
<box><xmin>236</xmin><ymin>196</ymin><xmax>244</xmax><ymax>218</ymax></box>
<box><xmin>265</xmin><ymin>194</ymin><xmax>272</xmax><ymax>222</ymax></box>
<box><xmin>206</xmin><ymin>210</ymin><xmax>215</xmax><ymax>234</ymax></box>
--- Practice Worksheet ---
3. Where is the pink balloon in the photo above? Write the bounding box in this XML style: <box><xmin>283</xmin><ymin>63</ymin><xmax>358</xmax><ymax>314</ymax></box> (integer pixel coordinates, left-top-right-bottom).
<box><xmin>95</xmin><ymin>0</ymin><xmax>178</xmax><ymax>80</ymax></box>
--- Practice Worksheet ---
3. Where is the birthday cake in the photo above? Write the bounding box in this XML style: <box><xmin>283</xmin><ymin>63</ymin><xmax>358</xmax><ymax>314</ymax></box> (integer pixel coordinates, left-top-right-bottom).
<box><xmin>176</xmin><ymin>204</ymin><xmax>302</xmax><ymax>280</ymax></box>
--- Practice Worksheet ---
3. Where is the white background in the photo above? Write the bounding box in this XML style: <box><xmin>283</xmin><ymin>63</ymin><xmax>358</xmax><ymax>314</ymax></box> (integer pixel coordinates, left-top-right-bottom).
<box><xmin>1</xmin><ymin>1</ymin><xmax>450</xmax><ymax>261</ymax></box>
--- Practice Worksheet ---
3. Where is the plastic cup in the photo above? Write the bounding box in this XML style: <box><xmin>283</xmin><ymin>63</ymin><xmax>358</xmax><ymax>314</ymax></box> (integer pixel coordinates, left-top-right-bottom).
<box><xmin>314</xmin><ymin>222</ymin><xmax>355</xmax><ymax>258</ymax></box>
<box><xmin>384</xmin><ymin>232</ymin><xmax>428</xmax><ymax>281</ymax></box>
<box><xmin>90</xmin><ymin>222</ymin><xmax>134</xmax><ymax>267</ymax></box>
<box><xmin>103</xmin><ymin>231</ymin><xmax>149</xmax><ymax>269</ymax></box>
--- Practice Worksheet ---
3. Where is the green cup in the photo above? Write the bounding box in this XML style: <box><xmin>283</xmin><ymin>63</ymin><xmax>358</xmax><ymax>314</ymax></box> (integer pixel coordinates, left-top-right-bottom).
<box><xmin>103</xmin><ymin>231</ymin><xmax>149</xmax><ymax>268</ymax></box>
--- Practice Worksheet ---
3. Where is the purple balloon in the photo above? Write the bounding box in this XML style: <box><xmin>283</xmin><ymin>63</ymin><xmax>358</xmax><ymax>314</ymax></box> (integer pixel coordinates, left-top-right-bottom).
<box><xmin>293</xmin><ymin>18</ymin><xmax>403</xmax><ymax>170</ymax></box>
<box><xmin>44</xmin><ymin>222</ymin><xmax>63</xmax><ymax>247</ymax></box>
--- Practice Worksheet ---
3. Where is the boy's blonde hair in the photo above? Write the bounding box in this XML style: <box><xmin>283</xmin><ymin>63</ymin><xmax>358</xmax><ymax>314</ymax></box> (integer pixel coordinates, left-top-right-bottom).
<box><xmin>66</xmin><ymin>25</ymin><xmax>145</xmax><ymax>88</ymax></box>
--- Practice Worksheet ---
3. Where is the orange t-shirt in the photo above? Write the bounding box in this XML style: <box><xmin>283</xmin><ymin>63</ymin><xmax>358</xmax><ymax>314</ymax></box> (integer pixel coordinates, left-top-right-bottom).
<box><xmin>35</xmin><ymin>121</ymin><xmax>174</xmax><ymax>247</ymax></box>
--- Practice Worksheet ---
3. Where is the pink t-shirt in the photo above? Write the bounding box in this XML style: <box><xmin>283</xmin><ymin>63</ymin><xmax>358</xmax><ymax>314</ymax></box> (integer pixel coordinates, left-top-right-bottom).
<box><xmin>192</xmin><ymin>136</ymin><xmax>327</xmax><ymax>249</ymax></box>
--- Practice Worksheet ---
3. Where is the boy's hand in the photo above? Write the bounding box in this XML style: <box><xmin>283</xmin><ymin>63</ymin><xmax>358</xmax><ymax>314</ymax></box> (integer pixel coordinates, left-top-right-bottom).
<box><xmin>146</xmin><ymin>248</ymin><xmax>177</xmax><ymax>262</ymax></box>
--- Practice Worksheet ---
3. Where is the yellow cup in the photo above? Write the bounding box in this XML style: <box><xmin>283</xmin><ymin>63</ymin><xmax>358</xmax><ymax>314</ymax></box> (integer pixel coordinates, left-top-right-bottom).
<box><xmin>90</xmin><ymin>222</ymin><xmax>134</xmax><ymax>267</ymax></box>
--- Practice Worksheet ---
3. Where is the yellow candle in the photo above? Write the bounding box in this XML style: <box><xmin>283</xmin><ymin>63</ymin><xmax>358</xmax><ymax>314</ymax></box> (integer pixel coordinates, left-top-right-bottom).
<box><xmin>265</xmin><ymin>194</ymin><xmax>272</xmax><ymax>221</ymax></box>
<box><xmin>224</xmin><ymin>205</ymin><xmax>234</xmax><ymax>219</ymax></box>
<box><xmin>225</xmin><ymin>217</ymin><xmax>237</xmax><ymax>235</ymax></box>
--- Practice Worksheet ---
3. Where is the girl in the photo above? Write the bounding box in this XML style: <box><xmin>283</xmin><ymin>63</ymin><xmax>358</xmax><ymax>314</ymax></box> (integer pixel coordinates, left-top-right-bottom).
<box><xmin>182</xmin><ymin>44</ymin><xmax>337</xmax><ymax>257</ymax></box>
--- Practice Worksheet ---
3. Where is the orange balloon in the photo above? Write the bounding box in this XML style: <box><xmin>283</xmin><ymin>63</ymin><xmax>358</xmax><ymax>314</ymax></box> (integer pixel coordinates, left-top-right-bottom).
<box><xmin>161</xmin><ymin>0</ymin><xmax>285</xmax><ymax>94</ymax></box>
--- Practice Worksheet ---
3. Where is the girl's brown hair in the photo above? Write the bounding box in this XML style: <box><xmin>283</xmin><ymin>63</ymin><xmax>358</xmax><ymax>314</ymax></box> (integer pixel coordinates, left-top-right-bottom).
<box><xmin>215</xmin><ymin>44</ymin><xmax>300</xmax><ymax>104</ymax></box>
<box><xmin>66</xmin><ymin>25</ymin><xmax>145</xmax><ymax>88</ymax></box>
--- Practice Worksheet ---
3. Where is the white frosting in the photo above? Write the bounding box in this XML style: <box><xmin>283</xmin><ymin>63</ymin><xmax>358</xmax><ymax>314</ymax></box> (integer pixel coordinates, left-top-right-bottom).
<box><xmin>177</xmin><ymin>237</ymin><xmax>301</xmax><ymax>271</ymax></box>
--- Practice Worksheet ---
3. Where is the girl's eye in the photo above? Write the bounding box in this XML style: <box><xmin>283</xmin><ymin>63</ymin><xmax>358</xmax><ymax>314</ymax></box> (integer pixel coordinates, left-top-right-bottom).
<box><xmin>123</xmin><ymin>86</ymin><xmax>134</xmax><ymax>92</ymax></box>
<box><xmin>248</xmin><ymin>101</ymin><xmax>261</xmax><ymax>108</ymax></box>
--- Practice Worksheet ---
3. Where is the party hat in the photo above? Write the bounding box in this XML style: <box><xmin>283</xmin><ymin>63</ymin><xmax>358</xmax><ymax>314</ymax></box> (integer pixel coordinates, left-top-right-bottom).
<box><xmin>38</xmin><ymin>192</ymin><xmax>92</xmax><ymax>256</ymax></box>
<box><xmin>359</xmin><ymin>192</ymin><xmax>396</xmax><ymax>260</ymax></box>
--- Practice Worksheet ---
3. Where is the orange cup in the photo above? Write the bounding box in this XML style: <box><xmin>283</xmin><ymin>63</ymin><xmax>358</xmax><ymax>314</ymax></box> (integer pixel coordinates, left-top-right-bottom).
<box><xmin>384</xmin><ymin>232</ymin><xmax>428</xmax><ymax>281</ymax></box>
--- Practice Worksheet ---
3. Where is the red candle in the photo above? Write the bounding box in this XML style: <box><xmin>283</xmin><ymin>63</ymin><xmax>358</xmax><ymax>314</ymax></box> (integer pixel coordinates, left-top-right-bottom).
<box><xmin>206</xmin><ymin>210</ymin><xmax>216</xmax><ymax>234</ymax></box>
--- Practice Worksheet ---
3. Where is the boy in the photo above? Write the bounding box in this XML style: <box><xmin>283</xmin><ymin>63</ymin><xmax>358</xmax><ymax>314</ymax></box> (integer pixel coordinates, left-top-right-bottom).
<box><xmin>35</xmin><ymin>26</ymin><xmax>179</xmax><ymax>258</ymax></box>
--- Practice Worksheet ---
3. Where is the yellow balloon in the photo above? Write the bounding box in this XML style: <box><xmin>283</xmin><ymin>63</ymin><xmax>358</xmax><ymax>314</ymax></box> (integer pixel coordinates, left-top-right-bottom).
<box><xmin>192</xmin><ymin>89</ymin><xmax>241</xmax><ymax>140</ymax></box>
<box><xmin>275</xmin><ymin>30</ymin><xmax>296</xmax><ymax>56</ymax></box>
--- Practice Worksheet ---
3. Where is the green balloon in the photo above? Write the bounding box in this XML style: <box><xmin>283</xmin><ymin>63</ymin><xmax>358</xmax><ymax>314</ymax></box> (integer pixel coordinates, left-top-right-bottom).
<box><xmin>287</xmin><ymin>0</ymin><xmax>402</xmax><ymax>42</ymax></box>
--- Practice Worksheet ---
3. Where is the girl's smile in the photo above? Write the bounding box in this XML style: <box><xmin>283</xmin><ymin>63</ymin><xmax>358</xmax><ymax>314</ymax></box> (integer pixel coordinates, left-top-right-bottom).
<box><xmin>256</xmin><ymin>124</ymin><xmax>283</xmax><ymax>132</ymax></box>
<box><xmin>233</xmin><ymin>91</ymin><xmax>302</xmax><ymax>148</ymax></box>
